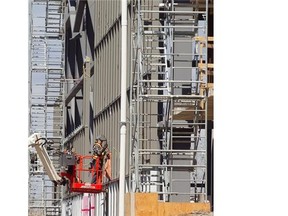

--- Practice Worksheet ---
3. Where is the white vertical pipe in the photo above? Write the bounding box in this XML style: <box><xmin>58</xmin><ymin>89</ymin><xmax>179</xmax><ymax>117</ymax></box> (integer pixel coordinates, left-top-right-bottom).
<box><xmin>119</xmin><ymin>0</ymin><xmax>128</xmax><ymax>216</ymax></box>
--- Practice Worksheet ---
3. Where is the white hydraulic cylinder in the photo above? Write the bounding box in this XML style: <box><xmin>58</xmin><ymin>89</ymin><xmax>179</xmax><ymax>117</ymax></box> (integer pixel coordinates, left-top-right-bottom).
<box><xmin>28</xmin><ymin>133</ymin><xmax>62</xmax><ymax>183</ymax></box>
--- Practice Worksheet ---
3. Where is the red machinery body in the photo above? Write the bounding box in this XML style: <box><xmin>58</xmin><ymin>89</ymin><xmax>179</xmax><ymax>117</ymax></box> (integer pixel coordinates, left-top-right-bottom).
<box><xmin>28</xmin><ymin>134</ymin><xmax>107</xmax><ymax>194</ymax></box>
<box><xmin>60</xmin><ymin>155</ymin><xmax>104</xmax><ymax>193</ymax></box>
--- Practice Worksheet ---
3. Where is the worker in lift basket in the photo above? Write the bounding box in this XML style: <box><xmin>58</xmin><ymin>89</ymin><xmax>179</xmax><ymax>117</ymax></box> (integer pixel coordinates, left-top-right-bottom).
<box><xmin>90</xmin><ymin>135</ymin><xmax>112</xmax><ymax>183</ymax></box>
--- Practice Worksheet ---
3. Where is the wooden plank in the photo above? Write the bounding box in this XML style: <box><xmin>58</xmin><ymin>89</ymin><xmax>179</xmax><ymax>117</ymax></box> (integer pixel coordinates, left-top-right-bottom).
<box><xmin>125</xmin><ymin>193</ymin><xmax>158</xmax><ymax>216</ymax></box>
<box><xmin>124</xmin><ymin>193</ymin><xmax>131</xmax><ymax>216</ymax></box>
<box><xmin>208</xmin><ymin>36</ymin><xmax>214</xmax><ymax>41</ymax></box>
<box><xmin>135</xmin><ymin>193</ymin><xmax>158</xmax><ymax>216</ymax></box>
<box><xmin>193</xmin><ymin>36</ymin><xmax>214</xmax><ymax>42</ymax></box>
<box><xmin>125</xmin><ymin>193</ymin><xmax>211</xmax><ymax>216</ymax></box>
<box><xmin>158</xmin><ymin>202</ymin><xmax>210</xmax><ymax>216</ymax></box>
<box><xmin>207</xmin><ymin>83</ymin><xmax>214</xmax><ymax>88</ymax></box>
<box><xmin>207</xmin><ymin>43</ymin><xmax>214</xmax><ymax>49</ymax></box>
<box><xmin>198</xmin><ymin>63</ymin><xmax>214</xmax><ymax>69</ymax></box>
<box><xmin>173</xmin><ymin>96</ymin><xmax>214</xmax><ymax>121</ymax></box>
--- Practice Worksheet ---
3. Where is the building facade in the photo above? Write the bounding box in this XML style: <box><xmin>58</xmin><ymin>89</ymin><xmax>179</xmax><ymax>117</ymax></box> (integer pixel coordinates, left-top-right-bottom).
<box><xmin>29</xmin><ymin>0</ymin><xmax>213</xmax><ymax>215</ymax></box>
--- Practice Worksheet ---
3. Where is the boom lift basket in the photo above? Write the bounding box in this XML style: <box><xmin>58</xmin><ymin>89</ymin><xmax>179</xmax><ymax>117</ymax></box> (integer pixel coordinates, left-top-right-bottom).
<box><xmin>28</xmin><ymin>133</ymin><xmax>106</xmax><ymax>194</ymax></box>
<box><xmin>61</xmin><ymin>155</ymin><xmax>104</xmax><ymax>193</ymax></box>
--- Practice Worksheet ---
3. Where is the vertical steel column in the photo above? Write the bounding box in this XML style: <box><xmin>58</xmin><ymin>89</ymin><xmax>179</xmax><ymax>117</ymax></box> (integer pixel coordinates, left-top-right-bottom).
<box><xmin>83</xmin><ymin>57</ymin><xmax>91</xmax><ymax>155</ymax></box>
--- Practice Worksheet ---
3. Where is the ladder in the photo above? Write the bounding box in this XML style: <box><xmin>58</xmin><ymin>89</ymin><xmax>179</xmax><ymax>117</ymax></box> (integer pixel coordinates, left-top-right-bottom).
<box><xmin>129</xmin><ymin>0</ymin><xmax>210</xmax><ymax>203</ymax></box>
<box><xmin>28</xmin><ymin>0</ymin><xmax>65</xmax><ymax>215</ymax></box>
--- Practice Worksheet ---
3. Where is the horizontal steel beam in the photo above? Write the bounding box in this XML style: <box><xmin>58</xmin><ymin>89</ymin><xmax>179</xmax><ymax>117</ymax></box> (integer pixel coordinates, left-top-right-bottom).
<box><xmin>64</xmin><ymin>76</ymin><xmax>83</xmax><ymax>105</ymax></box>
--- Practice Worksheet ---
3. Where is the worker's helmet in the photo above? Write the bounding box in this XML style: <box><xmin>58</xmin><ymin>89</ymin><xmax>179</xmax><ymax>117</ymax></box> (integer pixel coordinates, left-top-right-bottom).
<box><xmin>96</xmin><ymin>135</ymin><xmax>107</xmax><ymax>142</ymax></box>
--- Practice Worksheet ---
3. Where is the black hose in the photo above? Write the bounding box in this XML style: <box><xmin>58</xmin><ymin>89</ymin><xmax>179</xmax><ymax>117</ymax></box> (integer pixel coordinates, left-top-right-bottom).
<box><xmin>34</xmin><ymin>137</ymin><xmax>47</xmax><ymax>146</ymax></box>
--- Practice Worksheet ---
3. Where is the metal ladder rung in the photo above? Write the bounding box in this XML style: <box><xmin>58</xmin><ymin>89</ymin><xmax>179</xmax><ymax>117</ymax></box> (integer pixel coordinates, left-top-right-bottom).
<box><xmin>172</xmin><ymin>66</ymin><xmax>200</xmax><ymax>69</ymax></box>
<box><xmin>48</xmin><ymin>3</ymin><xmax>62</xmax><ymax>6</ymax></box>
<box><xmin>144</xmin><ymin>47</ymin><xmax>165</xmax><ymax>50</ymax></box>
<box><xmin>172</xmin><ymin>136</ymin><xmax>206</xmax><ymax>139</ymax></box>
<box><xmin>170</xmin><ymin>19</ymin><xmax>196</xmax><ymax>22</ymax></box>
<box><xmin>143</xmin><ymin>30</ymin><xmax>166</xmax><ymax>35</ymax></box>
<box><xmin>141</xmin><ymin>87</ymin><xmax>168</xmax><ymax>90</ymax></box>
<box><xmin>47</xmin><ymin>17</ymin><xmax>61</xmax><ymax>20</ymax></box>
<box><xmin>143</xmin><ymin>53</ymin><xmax>203</xmax><ymax>57</ymax></box>
<box><xmin>172</xmin><ymin>122</ymin><xmax>206</xmax><ymax>126</ymax></box>
<box><xmin>140</xmin><ymin>10</ymin><xmax>206</xmax><ymax>14</ymax></box>
<box><xmin>136</xmin><ymin>125</ymin><xmax>163</xmax><ymax>128</ymax></box>
<box><xmin>139</xmin><ymin>80</ymin><xmax>204</xmax><ymax>83</ymax></box>
<box><xmin>174</xmin><ymin>109</ymin><xmax>206</xmax><ymax>112</ymax></box>
<box><xmin>139</xmin><ymin>182</ymin><xmax>163</xmax><ymax>185</ymax></box>
<box><xmin>138</xmin><ymin>149</ymin><xmax>206</xmax><ymax>153</ymax></box>
<box><xmin>47</xmin><ymin>12</ymin><xmax>61</xmax><ymax>15</ymax></box>
<box><xmin>149</xmin><ymin>63</ymin><xmax>166</xmax><ymax>66</ymax></box>
<box><xmin>143</xmin><ymin>25</ymin><xmax>204</xmax><ymax>29</ymax></box>
<box><xmin>137</xmin><ymin>138</ymin><xmax>161</xmax><ymax>141</ymax></box>
<box><xmin>157</xmin><ymin>192</ymin><xmax>206</xmax><ymax>195</ymax></box>
<box><xmin>140</xmin><ymin>94</ymin><xmax>205</xmax><ymax>99</ymax></box>
<box><xmin>174</xmin><ymin>31</ymin><xmax>198</xmax><ymax>36</ymax></box>
<box><xmin>139</xmin><ymin>164</ymin><xmax>206</xmax><ymax>168</ymax></box>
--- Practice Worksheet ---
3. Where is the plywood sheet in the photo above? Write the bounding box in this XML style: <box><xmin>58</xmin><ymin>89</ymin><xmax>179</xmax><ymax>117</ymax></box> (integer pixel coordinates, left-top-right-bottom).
<box><xmin>158</xmin><ymin>202</ymin><xmax>210</xmax><ymax>216</ymax></box>
<box><xmin>125</xmin><ymin>193</ymin><xmax>211</xmax><ymax>216</ymax></box>
<box><xmin>125</xmin><ymin>193</ymin><xmax>159</xmax><ymax>216</ymax></box>
<box><xmin>173</xmin><ymin>96</ymin><xmax>214</xmax><ymax>121</ymax></box>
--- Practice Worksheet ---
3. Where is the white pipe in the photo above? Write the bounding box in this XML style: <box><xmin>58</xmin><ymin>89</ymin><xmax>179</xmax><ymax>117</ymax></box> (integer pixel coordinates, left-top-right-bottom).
<box><xmin>119</xmin><ymin>0</ymin><xmax>128</xmax><ymax>216</ymax></box>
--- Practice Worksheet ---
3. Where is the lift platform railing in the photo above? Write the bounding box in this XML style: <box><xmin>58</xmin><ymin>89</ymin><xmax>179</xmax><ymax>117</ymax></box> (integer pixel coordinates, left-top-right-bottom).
<box><xmin>67</xmin><ymin>155</ymin><xmax>104</xmax><ymax>193</ymax></box>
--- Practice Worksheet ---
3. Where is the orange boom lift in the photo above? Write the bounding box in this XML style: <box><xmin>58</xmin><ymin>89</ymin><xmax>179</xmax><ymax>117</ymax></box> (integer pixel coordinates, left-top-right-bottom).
<box><xmin>28</xmin><ymin>133</ymin><xmax>106</xmax><ymax>193</ymax></box>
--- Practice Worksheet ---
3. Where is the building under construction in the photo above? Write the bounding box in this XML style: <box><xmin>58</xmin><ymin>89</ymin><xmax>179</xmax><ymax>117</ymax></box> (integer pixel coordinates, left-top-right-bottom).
<box><xmin>28</xmin><ymin>0</ymin><xmax>214</xmax><ymax>215</ymax></box>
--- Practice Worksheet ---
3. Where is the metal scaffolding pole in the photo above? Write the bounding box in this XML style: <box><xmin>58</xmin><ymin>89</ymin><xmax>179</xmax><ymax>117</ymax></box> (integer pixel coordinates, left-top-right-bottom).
<box><xmin>28</xmin><ymin>0</ymin><xmax>65</xmax><ymax>215</ymax></box>
<box><xmin>129</xmin><ymin>0</ymin><xmax>212</xmax><ymax>206</ymax></box>
<box><xmin>119</xmin><ymin>0</ymin><xmax>128</xmax><ymax>215</ymax></box>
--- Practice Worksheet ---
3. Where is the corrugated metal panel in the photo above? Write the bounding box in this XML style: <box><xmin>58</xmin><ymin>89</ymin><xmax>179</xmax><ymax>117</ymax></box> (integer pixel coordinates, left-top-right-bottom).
<box><xmin>62</xmin><ymin>0</ymin><xmax>181</xmax><ymax>215</ymax></box>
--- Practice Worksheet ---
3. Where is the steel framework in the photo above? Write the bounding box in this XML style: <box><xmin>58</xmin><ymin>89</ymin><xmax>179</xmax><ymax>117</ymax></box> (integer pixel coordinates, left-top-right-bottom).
<box><xmin>129</xmin><ymin>0</ymin><xmax>212</xmax><ymax>204</ymax></box>
<box><xmin>28</xmin><ymin>0</ymin><xmax>65</xmax><ymax>215</ymax></box>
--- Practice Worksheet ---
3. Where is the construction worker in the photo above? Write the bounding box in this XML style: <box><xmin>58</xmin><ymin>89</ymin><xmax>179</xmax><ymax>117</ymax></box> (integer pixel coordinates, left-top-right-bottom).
<box><xmin>90</xmin><ymin>135</ymin><xmax>111</xmax><ymax>183</ymax></box>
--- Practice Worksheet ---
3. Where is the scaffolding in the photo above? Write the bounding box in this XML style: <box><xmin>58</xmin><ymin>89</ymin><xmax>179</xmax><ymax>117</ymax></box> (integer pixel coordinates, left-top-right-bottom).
<box><xmin>28</xmin><ymin>0</ymin><xmax>65</xmax><ymax>215</ymax></box>
<box><xmin>129</xmin><ymin>0</ymin><xmax>213</xmax><ymax>203</ymax></box>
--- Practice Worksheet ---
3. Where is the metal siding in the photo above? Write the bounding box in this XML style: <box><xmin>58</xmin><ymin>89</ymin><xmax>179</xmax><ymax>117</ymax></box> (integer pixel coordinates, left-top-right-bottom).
<box><xmin>113</xmin><ymin>104</ymin><xmax>116</xmax><ymax>179</ymax></box>
<box><xmin>109</xmin><ymin>33</ymin><xmax>112</xmax><ymax>103</ymax></box>
<box><xmin>114</xmin><ymin>24</ymin><xmax>116</xmax><ymax>97</ymax></box>
<box><xmin>97</xmin><ymin>48</ymin><xmax>100</xmax><ymax>113</ymax></box>
<box><xmin>113</xmin><ymin>28</ymin><xmax>116</xmax><ymax>100</ymax></box>
<box><xmin>105</xmin><ymin>36</ymin><xmax>108</xmax><ymax>106</ymax></box>
<box><xmin>99</xmin><ymin>44</ymin><xmax>103</xmax><ymax>109</ymax></box>
<box><xmin>118</xmin><ymin>22</ymin><xmax>121</xmax><ymax>95</ymax></box>
<box><xmin>93</xmin><ymin>0</ymin><xmax>124</xmax><ymax>181</ymax></box>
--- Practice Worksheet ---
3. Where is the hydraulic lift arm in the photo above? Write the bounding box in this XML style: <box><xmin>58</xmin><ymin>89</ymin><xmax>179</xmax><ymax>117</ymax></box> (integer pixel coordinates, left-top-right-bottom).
<box><xmin>28</xmin><ymin>133</ymin><xmax>63</xmax><ymax>184</ymax></box>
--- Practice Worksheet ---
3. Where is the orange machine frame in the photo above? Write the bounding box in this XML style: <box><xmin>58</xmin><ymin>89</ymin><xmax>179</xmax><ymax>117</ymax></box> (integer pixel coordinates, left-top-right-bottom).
<box><xmin>60</xmin><ymin>155</ymin><xmax>104</xmax><ymax>193</ymax></box>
